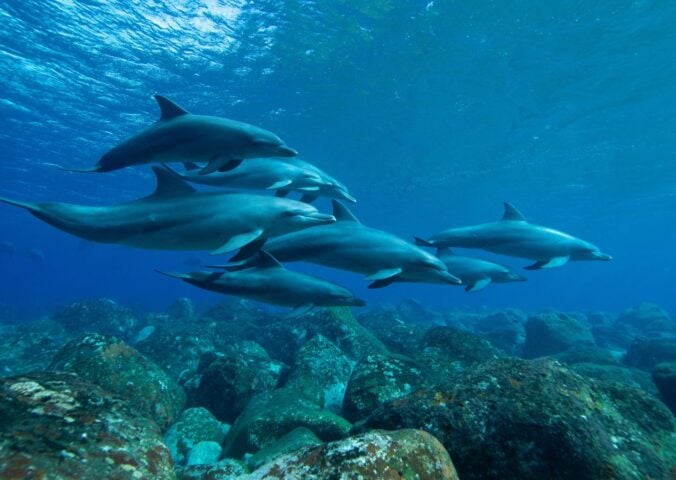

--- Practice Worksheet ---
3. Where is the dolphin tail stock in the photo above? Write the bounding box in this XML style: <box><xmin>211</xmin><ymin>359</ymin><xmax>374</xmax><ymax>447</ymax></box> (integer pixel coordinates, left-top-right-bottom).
<box><xmin>414</xmin><ymin>236</ymin><xmax>435</xmax><ymax>247</ymax></box>
<box><xmin>0</xmin><ymin>196</ymin><xmax>38</xmax><ymax>212</ymax></box>
<box><xmin>43</xmin><ymin>162</ymin><xmax>103</xmax><ymax>173</ymax></box>
<box><xmin>154</xmin><ymin>270</ymin><xmax>189</xmax><ymax>279</ymax></box>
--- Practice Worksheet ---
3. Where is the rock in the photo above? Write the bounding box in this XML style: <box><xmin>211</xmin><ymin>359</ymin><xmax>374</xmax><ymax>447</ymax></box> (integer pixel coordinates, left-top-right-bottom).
<box><xmin>51</xmin><ymin>298</ymin><xmax>139</xmax><ymax>340</ymax></box>
<box><xmin>186</xmin><ymin>441</ymin><xmax>222</xmax><ymax>466</ymax></box>
<box><xmin>167</xmin><ymin>297</ymin><xmax>197</xmax><ymax>320</ymax></box>
<box><xmin>624</xmin><ymin>337</ymin><xmax>676</xmax><ymax>371</ymax></box>
<box><xmin>177</xmin><ymin>459</ymin><xmax>249</xmax><ymax>480</ymax></box>
<box><xmin>49</xmin><ymin>333</ymin><xmax>186</xmax><ymax>429</ymax></box>
<box><xmin>417</xmin><ymin>326</ymin><xmax>503</xmax><ymax>381</ymax></box>
<box><xmin>473</xmin><ymin>309</ymin><xmax>527</xmax><ymax>355</ymax></box>
<box><xmin>284</xmin><ymin>335</ymin><xmax>353</xmax><ymax>412</ymax></box>
<box><xmin>246</xmin><ymin>429</ymin><xmax>459</xmax><ymax>480</ymax></box>
<box><xmin>361</xmin><ymin>358</ymin><xmax>676</xmax><ymax>480</ymax></box>
<box><xmin>222</xmin><ymin>388</ymin><xmax>352</xmax><ymax>458</ymax></box>
<box><xmin>253</xmin><ymin>318</ymin><xmax>309</xmax><ymax>365</ymax></box>
<box><xmin>652</xmin><ymin>362</ymin><xmax>676</xmax><ymax>414</ymax></box>
<box><xmin>592</xmin><ymin>322</ymin><xmax>639</xmax><ymax>351</ymax></box>
<box><xmin>246</xmin><ymin>427</ymin><xmax>321</xmax><ymax>471</ymax></box>
<box><xmin>397</xmin><ymin>298</ymin><xmax>446</xmax><ymax>326</ymax></box>
<box><xmin>522</xmin><ymin>312</ymin><xmax>595</xmax><ymax>358</ymax></box>
<box><xmin>617</xmin><ymin>303</ymin><xmax>676</xmax><ymax>336</ymax></box>
<box><xmin>551</xmin><ymin>345</ymin><xmax>620</xmax><ymax>366</ymax></box>
<box><xmin>571</xmin><ymin>363</ymin><xmax>658</xmax><ymax>395</ymax></box>
<box><xmin>0</xmin><ymin>319</ymin><xmax>70</xmax><ymax>376</ymax></box>
<box><xmin>357</xmin><ymin>307</ymin><xmax>427</xmax><ymax>356</ymax></box>
<box><xmin>202</xmin><ymin>299</ymin><xmax>269</xmax><ymax>340</ymax></box>
<box><xmin>164</xmin><ymin>407</ymin><xmax>229</xmax><ymax>466</ymax></box>
<box><xmin>343</xmin><ymin>353</ymin><xmax>429</xmax><ymax>422</ymax></box>
<box><xmin>184</xmin><ymin>341</ymin><xmax>284</xmax><ymax>423</ymax></box>
<box><xmin>0</xmin><ymin>372</ymin><xmax>175</xmax><ymax>479</ymax></box>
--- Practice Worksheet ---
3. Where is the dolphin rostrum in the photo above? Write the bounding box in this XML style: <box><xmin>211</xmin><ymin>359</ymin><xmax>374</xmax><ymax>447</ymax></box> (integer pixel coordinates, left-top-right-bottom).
<box><xmin>158</xmin><ymin>251</ymin><xmax>365</xmax><ymax>317</ymax></box>
<box><xmin>165</xmin><ymin>157</ymin><xmax>356</xmax><ymax>203</ymax></box>
<box><xmin>63</xmin><ymin>95</ymin><xmax>298</xmax><ymax>174</ymax></box>
<box><xmin>435</xmin><ymin>248</ymin><xmax>527</xmax><ymax>292</ymax></box>
<box><xmin>219</xmin><ymin>200</ymin><xmax>461</xmax><ymax>288</ymax></box>
<box><xmin>416</xmin><ymin>202</ymin><xmax>611</xmax><ymax>270</ymax></box>
<box><xmin>0</xmin><ymin>166</ymin><xmax>335</xmax><ymax>255</ymax></box>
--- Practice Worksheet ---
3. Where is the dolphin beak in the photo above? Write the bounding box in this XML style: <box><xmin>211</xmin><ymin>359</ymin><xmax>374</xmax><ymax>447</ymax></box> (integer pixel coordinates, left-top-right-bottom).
<box><xmin>276</xmin><ymin>145</ymin><xmax>298</xmax><ymax>157</ymax></box>
<box><xmin>301</xmin><ymin>213</ymin><xmax>336</xmax><ymax>225</ymax></box>
<box><xmin>338</xmin><ymin>190</ymin><xmax>357</xmax><ymax>203</ymax></box>
<box><xmin>441</xmin><ymin>271</ymin><xmax>463</xmax><ymax>285</ymax></box>
<box><xmin>595</xmin><ymin>252</ymin><xmax>612</xmax><ymax>261</ymax></box>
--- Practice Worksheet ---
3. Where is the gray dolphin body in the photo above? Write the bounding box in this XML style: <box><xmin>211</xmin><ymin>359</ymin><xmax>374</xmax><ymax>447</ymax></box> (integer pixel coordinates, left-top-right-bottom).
<box><xmin>0</xmin><ymin>167</ymin><xmax>334</xmax><ymax>255</ymax></box>
<box><xmin>68</xmin><ymin>95</ymin><xmax>297</xmax><ymax>174</ymax></box>
<box><xmin>416</xmin><ymin>203</ymin><xmax>611</xmax><ymax>270</ymax></box>
<box><xmin>435</xmin><ymin>248</ymin><xmax>526</xmax><ymax>292</ymax></box>
<box><xmin>223</xmin><ymin>201</ymin><xmax>461</xmax><ymax>288</ymax></box>
<box><xmin>160</xmin><ymin>251</ymin><xmax>365</xmax><ymax>317</ymax></box>
<box><xmin>166</xmin><ymin>157</ymin><xmax>356</xmax><ymax>203</ymax></box>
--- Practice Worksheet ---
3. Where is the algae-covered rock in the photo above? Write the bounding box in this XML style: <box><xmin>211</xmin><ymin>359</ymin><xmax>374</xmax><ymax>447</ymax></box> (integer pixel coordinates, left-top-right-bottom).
<box><xmin>164</xmin><ymin>407</ymin><xmax>229</xmax><ymax>466</ymax></box>
<box><xmin>417</xmin><ymin>326</ymin><xmax>503</xmax><ymax>381</ymax></box>
<box><xmin>49</xmin><ymin>333</ymin><xmax>186</xmax><ymax>429</ymax></box>
<box><xmin>343</xmin><ymin>353</ymin><xmax>429</xmax><ymax>422</ymax></box>
<box><xmin>551</xmin><ymin>344</ymin><xmax>620</xmax><ymax>366</ymax></box>
<box><xmin>284</xmin><ymin>335</ymin><xmax>353</xmax><ymax>412</ymax></box>
<box><xmin>186</xmin><ymin>441</ymin><xmax>222</xmax><ymax>466</ymax></box>
<box><xmin>177</xmin><ymin>459</ymin><xmax>248</xmax><ymax>480</ymax></box>
<box><xmin>357</xmin><ymin>307</ymin><xmax>428</xmax><ymax>356</ymax></box>
<box><xmin>362</xmin><ymin>358</ymin><xmax>676</xmax><ymax>480</ymax></box>
<box><xmin>0</xmin><ymin>372</ymin><xmax>175</xmax><ymax>479</ymax></box>
<box><xmin>246</xmin><ymin>427</ymin><xmax>321</xmax><ymax>471</ymax></box>
<box><xmin>571</xmin><ymin>362</ymin><xmax>658</xmax><ymax>395</ymax></box>
<box><xmin>184</xmin><ymin>340</ymin><xmax>284</xmax><ymax>423</ymax></box>
<box><xmin>0</xmin><ymin>319</ymin><xmax>70</xmax><ymax>375</ymax></box>
<box><xmin>652</xmin><ymin>362</ymin><xmax>676</xmax><ymax>414</ymax></box>
<box><xmin>617</xmin><ymin>303</ymin><xmax>676</xmax><ymax>336</ymax></box>
<box><xmin>222</xmin><ymin>388</ymin><xmax>352</xmax><ymax>458</ymax></box>
<box><xmin>624</xmin><ymin>337</ymin><xmax>676</xmax><ymax>371</ymax></box>
<box><xmin>167</xmin><ymin>297</ymin><xmax>197</xmax><ymax>320</ymax></box>
<box><xmin>51</xmin><ymin>298</ymin><xmax>139</xmax><ymax>340</ymax></box>
<box><xmin>246</xmin><ymin>429</ymin><xmax>459</xmax><ymax>480</ymax></box>
<box><xmin>522</xmin><ymin>312</ymin><xmax>595</xmax><ymax>358</ymax></box>
<box><xmin>473</xmin><ymin>308</ymin><xmax>527</xmax><ymax>355</ymax></box>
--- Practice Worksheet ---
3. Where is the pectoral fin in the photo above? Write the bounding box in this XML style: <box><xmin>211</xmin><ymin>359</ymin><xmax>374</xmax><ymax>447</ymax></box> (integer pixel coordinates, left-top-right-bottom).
<box><xmin>525</xmin><ymin>256</ymin><xmax>570</xmax><ymax>270</ymax></box>
<box><xmin>267</xmin><ymin>179</ymin><xmax>293</xmax><ymax>190</ymax></box>
<box><xmin>286</xmin><ymin>304</ymin><xmax>315</xmax><ymax>319</ymax></box>
<box><xmin>199</xmin><ymin>157</ymin><xmax>242</xmax><ymax>175</ymax></box>
<box><xmin>300</xmin><ymin>194</ymin><xmax>319</xmax><ymax>204</ymax></box>
<box><xmin>465</xmin><ymin>278</ymin><xmax>492</xmax><ymax>292</ymax></box>
<box><xmin>368</xmin><ymin>278</ymin><xmax>396</xmax><ymax>289</ymax></box>
<box><xmin>366</xmin><ymin>268</ymin><xmax>403</xmax><ymax>281</ymax></box>
<box><xmin>209</xmin><ymin>229</ymin><xmax>264</xmax><ymax>256</ymax></box>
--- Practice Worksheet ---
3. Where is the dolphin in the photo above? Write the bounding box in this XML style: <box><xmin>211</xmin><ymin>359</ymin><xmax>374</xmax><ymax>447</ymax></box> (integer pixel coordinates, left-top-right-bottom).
<box><xmin>165</xmin><ymin>158</ymin><xmax>356</xmax><ymax>203</ymax></box>
<box><xmin>218</xmin><ymin>200</ymin><xmax>461</xmax><ymax>288</ymax></box>
<box><xmin>415</xmin><ymin>202</ymin><xmax>612</xmax><ymax>270</ymax></box>
<box><xmin>435</xmin><ymin>247</ymin><xmax>527</xmax><ymax>292</ymax></box>
<box><xmin>62</xmin><ymin>95</ymin><xmax>298</xmax><ymax>174</ymax></box>
<box><xmin>158</xmin><ymin>251</ymin><xmax>365</xmax><ymax>317</ymax></box>
<box><xmin>0</xmin><ymin>166</ymin><xmax>335</xmax><ymax>255</ymax></box>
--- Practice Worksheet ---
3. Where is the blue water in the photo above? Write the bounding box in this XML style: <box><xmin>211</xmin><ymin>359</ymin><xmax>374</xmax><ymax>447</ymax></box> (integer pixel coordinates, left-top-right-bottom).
<box><xmin>1</xmin><ymin>1</ymin><xmax>675</xmax><ymax>316</ymax></box>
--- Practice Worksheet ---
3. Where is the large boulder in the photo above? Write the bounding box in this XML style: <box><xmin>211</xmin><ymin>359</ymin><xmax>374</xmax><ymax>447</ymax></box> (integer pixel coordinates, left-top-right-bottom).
<box><xmin>570</xmin><ymin>363</ymin><xmax>657</xmax><ymax>395</ymax></box>
<box><xmin>522</xmin><ymin>312</ymin><xmax>595</xmax><ymax>358</ymax></box>
<box><xmin>473</xmin><ymin>309</ymin><xmax>527</xmax><ymax>355</ymax></box>
<box><xmin>361</xmin><ymin>358</ymin><xmax>676</xmax><ymax>480</ymax></box>
<box><xmin>343</xmin><ymin>353</ymin><xmax>429</xmax><ymax>422</ymax></box>
<box><xmin>177</xmin><ymin>459</ymin><xmax>248</xmax><ymax>480</ymax></box>
<box><xmin>284</xmin><ymin>335</ymin><xmax>353</xmax><ymax>412</ymax></box>
<box><xmin>163</xmin><ymin>407</ymin><xmax>230</xmax><ymax>466</ymax></box>
<box><xmin>616</xmin><ymin>303</ymin><xmax>676</xmax><ymax>337</ymax></box>
<box><xmin>222</xmin><ymin>388</ymin><xmax>352</xmax><ymax>458</ymax></box>
<box><xmin>0</xmin><ymin>319</ymin><xmax>70</xmax><ymax>375</ymax></box>
<box><xmin>0</xmin><ymin>372</ymin><xmax>175</xmax><ymax>479</ymax></box>
<box><xmin>624</xmin><ymin>337</ymin><xmax>676</xmax><ymax>371</ymax></box>
<box><xmin>49</xmin><ymin>333</ymin><xmax>186</xmax><ymax>429</ymax></box>
<box><xmin>183</xmin><ymin>341</ymin><xmax>284</xmax><ymax>423</ymax></box>
<box><xmin>652</xmin><ymin>362</ymin><xmax>676</xmax><ymax>414</ymax></box>
<box><xmin>246</xmin><ymin>429</ymin><xmax>459</xmax><ymax>480</ymax></box>
<box><xmin>357</xmin><ymin>307</ymin><xmax>428</xmax><ymax>356</ymax></box>
<box><xmin>51</xmin><ymin>298</ymin><xmax>139</xmax><ymax>340</ymax></box>
<box><xmin>246</xmin><ymin>427</ymin><xmax>322</xmax><ymax>471</ymax></box>
<box><xmin>551</xmin><ymin>345</ymin><xmax>620</xmax><ymax>366</ymax></box>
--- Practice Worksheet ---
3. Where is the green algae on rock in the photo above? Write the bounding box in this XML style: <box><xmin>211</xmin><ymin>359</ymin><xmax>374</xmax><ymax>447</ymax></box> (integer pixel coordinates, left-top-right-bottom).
<box><xmin>246</xmin><ymin>429</ymin><xmax>459</xmax><ymax>480</ymax></box>
<box><xmin>361</xmin><ymin>358</ymin><xmax>676</xmax><ymax>480</ymax></box>
<box><xmin>49</xmin><ymin>333</ymin><xmax>186</xmax><ymax>429</ymax></box>
<box><xmin>51</xmin><ymin>298</ymin><xmax>140</xmax><ymax>341</ymax></box>
<box><xmin>164</xmin><ymin>407</ymin><xmax>230</xmax><ymax>466</ymax></box>
<box><xmin>246</xmin><ymin>427</ymin><xmax>322</xmax><ymax>471</ymax></box>
<box><xmin>522</xmin><ymin>312</ymin><xmax>595</xmax><ymax>358</ymax></box>
<box><xmin>0</xmin><ymin>372</ymin><xmax>175</xmax><ymax>480</ymax></box>
<box><xmin>177</xmin><ymin>458</ymin><xmax>249</xmax><ymax>480</ymax></box>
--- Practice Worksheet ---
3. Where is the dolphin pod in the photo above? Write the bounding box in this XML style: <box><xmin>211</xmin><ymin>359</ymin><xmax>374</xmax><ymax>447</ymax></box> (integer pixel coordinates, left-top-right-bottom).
<box><xmin>159</xmin><ymin>251</ymin><xmax>365</xmax><ymax>318</ymax></box>
<box><xmin>1</xmin><ymin>94</ymin><xmax>612</xmax><ymax>313</ymax></box>
<box><xmin>0</xmin><ymin>166</ymin><xmax>335</xmax><ymax>255</ymax></box>
<box><xmin>63</xmin><ymin>95</ymin><xmax>298</xmax><ymax>174</ymax></box>
<box><xmin>415</xmin><ymin>202</ymin><xmax>612</xmax><ymax>270</ymax></box>
<box><xmin>219</xmin><ymin>200</ymin><xmax>462</xmax><ymax>289</ymax></box>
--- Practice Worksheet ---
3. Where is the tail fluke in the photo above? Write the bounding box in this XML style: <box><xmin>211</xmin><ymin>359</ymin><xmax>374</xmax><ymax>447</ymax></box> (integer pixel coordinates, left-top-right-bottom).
<box><xmin>414</xmin><ymin>236</ymin><xmax>434</xmax><ymax>247</ymax></box>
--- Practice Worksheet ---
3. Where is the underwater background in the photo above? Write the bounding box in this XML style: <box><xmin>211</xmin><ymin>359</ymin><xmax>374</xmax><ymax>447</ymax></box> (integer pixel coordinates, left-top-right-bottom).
<box><xmin>1</xmin><ymin>0</ymin><xmax>675</xmax><ymax>316</ymax></box>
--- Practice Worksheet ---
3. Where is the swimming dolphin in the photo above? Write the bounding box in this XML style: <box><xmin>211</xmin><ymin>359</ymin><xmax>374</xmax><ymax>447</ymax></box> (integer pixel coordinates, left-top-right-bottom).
<box><xmin>0</xmin><ymin>166</ymin><xmax>335</xmax><ymax>255</ymax></box>
<box><xmin>219</xmin><ymin>201</ymin><xmax>461</xmax><ymax>288</ymax></box>
<box><xmin>435</xmin><ymin>248</ymin><xmax>527</xmax><ymax>292</ymax></box>
<box><xmin>415</xmin><ymin>202</ymin><xmax>611</xmax><ymax>270</ymax></box>
<box><xmin>62</xmin><ymin>95</ymin><xmax>298</xmax><ymax>174</ymax></box>
<box><xmin>158</xmin><ymin>251</ymin><xmax>365</xmax><ymax>317</ymax></box>
<box><xmin>165</xmin><ymin>158</ymin><xmax>356</xmax><ymax>203</ymax></box>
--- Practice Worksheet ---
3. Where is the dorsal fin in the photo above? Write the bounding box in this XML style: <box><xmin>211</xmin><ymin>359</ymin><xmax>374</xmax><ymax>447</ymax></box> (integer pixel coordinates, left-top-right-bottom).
<box><xmin>436</xmin><ymin>247</ymin><xmax>454</xmax><ymax>256</ymax></box>
<box><xmin>148</xmin><ymin>166</ymin><xmax>196</xmax><ymax>198</ymax></box>
<box><xmin>501</xmin><ymin>202</ymin><xmax>527</xmax><ymax>221</ymax></box>
<box><xmin>254</xmin><ymin>250</ymin><xmax>284</xmax><ymax>269</ymax></box>
<box><xmin>154</xmin><ymin>94</ymin><xmax>189</xmax><ymax>121</ymax></box>
<box><xmin>332</xmin><ymin>200</ymin><xmax>359</xmax><ymax>222</ymax></box>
